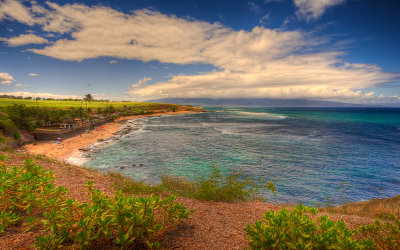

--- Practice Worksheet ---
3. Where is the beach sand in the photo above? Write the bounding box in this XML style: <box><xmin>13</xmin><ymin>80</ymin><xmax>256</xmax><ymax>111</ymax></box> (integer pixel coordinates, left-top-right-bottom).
<box><xmin>24</xmin><ymin>111</ymin><xmax>199</xmax><ymax>163</ymax></box>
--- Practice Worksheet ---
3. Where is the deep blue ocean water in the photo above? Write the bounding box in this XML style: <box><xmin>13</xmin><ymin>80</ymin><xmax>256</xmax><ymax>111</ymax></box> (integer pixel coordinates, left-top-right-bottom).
<box><xmin>84</xmin><ymin>107</ymin><xmax>400</xmax><ymax>205</ymax></box>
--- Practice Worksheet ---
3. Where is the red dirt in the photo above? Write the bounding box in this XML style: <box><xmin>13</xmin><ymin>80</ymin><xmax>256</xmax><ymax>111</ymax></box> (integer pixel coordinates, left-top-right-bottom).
<box><xmin>0</xmin><ymin>152</ymin><xmax>375</xmax><ymax>249</ymax></box>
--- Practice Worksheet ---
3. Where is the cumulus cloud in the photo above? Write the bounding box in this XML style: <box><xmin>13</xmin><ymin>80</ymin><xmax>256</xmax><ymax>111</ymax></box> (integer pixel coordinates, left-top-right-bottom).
<box><xmin>0</xmin><ymin>73</ymin><xmax>16</xmax><ymax>85</ymax></box>
<box><xmin>0</xmin><ymin>0</ymin><xmax>36</xmax><ymax>25</ymax></box>
<box><xmin>20</xmin><ymin>3</ymin><xmax>305</xmax><ymax>72</ymax></box>
<box><xmin>294</xmin><ymin>0</ymin><xmax>345</xmax><ymax>21</ymax></box>
<box><xmin>0</xmin><ymin>33</ymin><xmax>49</xmax><ymax>46</ymax></box>
<box><xmin>28</xmin><ymin>73</ymin><xmax>38</xmax><ymax>76</ymax></box>
<box><xmin>0</xmin><ymin>1</ymin><xmax>398</xmax><ymax>102</ymax></box>
<box><xmin>131</xmin><ymin>56</ymin><xmax>398</xmax><ymax>102</ymax></box>
<box><xmin>129</xmin><ymin>77</ymin><xmax>152</xmax><ymax>92</ymax></box>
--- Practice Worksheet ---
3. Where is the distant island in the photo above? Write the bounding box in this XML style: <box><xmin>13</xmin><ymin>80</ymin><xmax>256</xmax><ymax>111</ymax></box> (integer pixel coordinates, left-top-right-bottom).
<box><xmin>152</xmin><ymin>98</ymin><xmax>400</xmax><ymax>107</ymax></box>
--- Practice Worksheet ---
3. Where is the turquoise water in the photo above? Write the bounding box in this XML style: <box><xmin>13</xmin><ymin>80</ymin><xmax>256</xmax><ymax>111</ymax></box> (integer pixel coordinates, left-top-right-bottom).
<box><xmin>85</xmin><ymin>107</ymin><xmax>400</xmax><ymax>205</ymax></box>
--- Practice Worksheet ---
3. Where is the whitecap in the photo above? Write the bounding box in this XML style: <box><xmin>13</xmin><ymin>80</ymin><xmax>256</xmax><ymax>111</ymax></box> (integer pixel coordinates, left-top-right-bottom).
<box><xmin>235</xmin><ymin>111</ymin><xmax>286</xmax><ymax>119</ymax></box>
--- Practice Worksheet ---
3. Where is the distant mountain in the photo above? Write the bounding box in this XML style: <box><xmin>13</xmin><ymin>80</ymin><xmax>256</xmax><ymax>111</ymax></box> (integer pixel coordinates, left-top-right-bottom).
<box><xmin>151</xmin><ymin>98</ymin><xmax>371</xmax><ymax>107</ymax></box>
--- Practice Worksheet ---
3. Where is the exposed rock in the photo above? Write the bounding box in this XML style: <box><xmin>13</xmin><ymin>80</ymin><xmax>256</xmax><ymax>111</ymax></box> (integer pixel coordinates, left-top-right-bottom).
<box><xmin>18</xmin><ymin>129</ymin><xmax>35</xmax><ymax>144</ymax></box>
<box><xmin>78</xmin><ymin>147</ymin><xmax>91</xmax><ymax>152</ymax></box>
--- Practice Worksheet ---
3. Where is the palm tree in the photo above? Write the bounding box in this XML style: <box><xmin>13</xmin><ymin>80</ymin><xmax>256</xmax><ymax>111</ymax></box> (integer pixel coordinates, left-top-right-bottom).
<box><xmin>84</xmin><ymin>94</ymin><xmax>94</xmax><ymax>112</ymax></box>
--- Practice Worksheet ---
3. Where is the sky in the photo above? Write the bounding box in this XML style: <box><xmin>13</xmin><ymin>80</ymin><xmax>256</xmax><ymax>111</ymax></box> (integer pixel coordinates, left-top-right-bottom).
<box><xmin>0</xmin><ymin>0</ymin><xmax>399</xmax><ymax>104</ymax></box>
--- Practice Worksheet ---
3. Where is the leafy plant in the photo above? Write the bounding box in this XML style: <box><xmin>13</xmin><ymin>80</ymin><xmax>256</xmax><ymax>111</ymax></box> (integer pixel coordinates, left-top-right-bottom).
<box><xmin>357</xmin><ymin>215</ymin><xmax>400</xmax><ymax>249</ymax></box>
<box><xmin>0</xmin><ymin>156</ymin><xmax>192</xmax><ymax>249</ymax></box>
<box><xmin>0</xmin><ymin>114</ymin><xmax>16</xmax><ymax>134</ymax></box>
<box><xmin>12</xmin><ymin>130</ymin><xmax>20</xmax><ymax>140</ymax></box>
<box><xmin>163</xmin><ymin>164</ymin><xmax>276</xmax><ymax>202</ymax></box>
<box><xmin>109</xmin><ymin>171</ymin><xmax>163</xmax><ymax>195</ymax></box>
<box><xmin>245</xmin><ymin>204</ymin><xmax>374</xmax><ymax>249</ymax></box>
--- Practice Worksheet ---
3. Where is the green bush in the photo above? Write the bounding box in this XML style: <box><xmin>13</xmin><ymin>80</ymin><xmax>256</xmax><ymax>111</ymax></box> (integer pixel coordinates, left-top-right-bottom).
<box><xmin>0</xmin><ymin>156</ymin><xmax>192</xmax><ymax>248</ymax></box>
<box><xmin>245</xmin><ymin>204</ymin><xmax>374</xmax><ymax>249</ymax></box>
<box><xmin>0</xmin><ymin>114</ymin><xmax>16</xmax><ymax>134</ymax></box>
<box><xmin>109</xmin><ymin>171</ymin><xmax>163</xmax><ymax>194</ymax></box>
<box><xmin>163</xmin><ymin>164</ymin><xmax>276</xmax><ymax>202</ymax></box>
<box><xmin>6</xmin><ymin>104</ymin><xmax>36</xmax><ymax>131</ymax></box>
<box><xmin>12</xmin><ymin>130</ymin><xmax>20</xmax><ymax>140</ymax></box>
<box><xmin>357</xmin><ymin>215</ymin><xmax>400</xmax><ymax>249</ymax></box>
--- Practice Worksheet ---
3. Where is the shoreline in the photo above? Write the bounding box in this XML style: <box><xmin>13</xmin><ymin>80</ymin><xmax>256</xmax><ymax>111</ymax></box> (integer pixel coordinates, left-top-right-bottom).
<box><xmin>23</xmin><ymin>110</ymin><xmax>201</xmax><ymax>164</ymax></box>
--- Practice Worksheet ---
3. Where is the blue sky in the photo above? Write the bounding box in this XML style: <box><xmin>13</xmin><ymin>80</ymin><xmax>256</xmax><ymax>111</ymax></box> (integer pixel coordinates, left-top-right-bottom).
<box><xmin>0</xmin><ymin>0</ymin><xmax>399</xmax><ymax>104</ymax></box>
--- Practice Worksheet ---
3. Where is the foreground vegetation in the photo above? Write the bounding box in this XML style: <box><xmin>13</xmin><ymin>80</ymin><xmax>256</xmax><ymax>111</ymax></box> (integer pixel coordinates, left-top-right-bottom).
<box><xmin>321</xmin><ymin>195</ymin><xmax>400</xmax><ymax>220</ymax></box>
<box><xmin>1</xmin><ymin>154</ymin><xmax>399</xmax><ymax>249</ymax></box>
<box><xmin>0</xmin><ymin>156</ymin><xmax>192</xmax><ymax>248</ymax></box>
<box><xmin>110</xmin><ymin>163</ymin><xmax>276</xmax><ymax>202</ymax></box>
<box><xmin>246</xmin><ymin>204</ymin><xmax>400</xmax><ymax>249</ymax></box>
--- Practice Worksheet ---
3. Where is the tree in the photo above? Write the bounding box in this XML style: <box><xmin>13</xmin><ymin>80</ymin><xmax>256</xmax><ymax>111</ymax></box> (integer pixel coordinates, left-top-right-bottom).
<box><xmin>84</xmin><ymin>94</ymin><xmax>94</xmax><ymax>112</ymax></box>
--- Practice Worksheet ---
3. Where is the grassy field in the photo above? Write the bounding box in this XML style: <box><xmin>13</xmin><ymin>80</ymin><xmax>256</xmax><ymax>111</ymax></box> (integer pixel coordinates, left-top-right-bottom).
<box><xmin>0</xmin><ymin>98</ymin><xmax>168</xmax><ymax>111</ymax></box>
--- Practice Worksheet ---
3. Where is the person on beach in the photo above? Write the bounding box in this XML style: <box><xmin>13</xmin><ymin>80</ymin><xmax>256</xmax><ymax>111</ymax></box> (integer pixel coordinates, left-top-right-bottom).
<box><xmin>56</xmin><ymin>137</ymin><xmax>64</xmax><ymax>149</ymax></box>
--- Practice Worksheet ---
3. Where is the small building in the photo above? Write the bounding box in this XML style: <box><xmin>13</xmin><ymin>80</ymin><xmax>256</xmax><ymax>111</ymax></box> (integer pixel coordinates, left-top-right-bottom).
<box><xmin>58</xmin><ymin>118</ymin><xmax>76</xmax><ymax>129</ymax></box>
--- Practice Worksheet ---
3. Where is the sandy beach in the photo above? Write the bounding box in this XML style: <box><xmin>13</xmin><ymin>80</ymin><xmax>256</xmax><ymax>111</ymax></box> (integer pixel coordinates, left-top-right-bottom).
<box><xmin>24</xmin><ymin>110</ymin><xmax>200</xmax><ymax>163</ymax></box>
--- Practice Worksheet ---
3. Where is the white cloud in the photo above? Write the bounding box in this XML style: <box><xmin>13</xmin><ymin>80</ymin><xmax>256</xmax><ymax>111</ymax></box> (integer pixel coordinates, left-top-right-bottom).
<box><xmin>130</xmin><ymin>56</ymin><xmax>398</xmax><ymax>102</ymax></box>
<box><xmin>28</xmin><ymin>73</ymin><xmax>38</xmax><ymax>76</ymax></box>
<box><xmin>248</xmin><ymin>1</ymin><xmax>262</xmax><ymax>13</ymax></box>
<box><xmin>15</xmin><ymin>83</ymin><xmax>31</xmax><ymax>87</ymax></box>
<box><xmin>0</xmin><ymin>73</ymin><xmax>16</xmax><ymax>85</ymax></box>
<box><xmin>0</xmin><ymin>33</ymin><xmax>49</xmax><ymax>46</ymax></box>
<box><xmin>259</xmin><ymin>13</ymin><xmax>270</xmax><ymax>25</ymax></box>
<box><xmin>129</xmin><ymin>77</ymin><xmax>152</xmax><ymax>91</ymax></box>
<box><xmin>0</xmin><ymin>91</ymin><xmax>82</xmax><ymax>99</ymax></box>
<box><xmin>294</xmin><ymin>0</ymin><xmax>345</xmax><ymax>21</ymax></box>
<box><xmin>0</xmin><ymin>1</ymin><xmax>398</xmax><ymax>103</ymax></box>
<box><xmin>0</xmin><ymin>0</ymin><xmax>36</xmax><ymax>25</ymax></box>
<box><xmin>27</xmin><ymin>6</ymin><xmax>307</xmax><ymax>73</ymax></box>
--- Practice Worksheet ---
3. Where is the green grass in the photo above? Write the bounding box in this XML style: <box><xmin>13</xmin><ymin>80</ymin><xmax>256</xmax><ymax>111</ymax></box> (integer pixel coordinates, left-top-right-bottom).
<box><xmin>110</xmin><ymin>164</ymin><xmax>276</xmax><ymax>202</ymax></box>
<box><xmin>0</xmin><ymin>98</ymin><xmax>171</xmax><ymax>111</ymax></box>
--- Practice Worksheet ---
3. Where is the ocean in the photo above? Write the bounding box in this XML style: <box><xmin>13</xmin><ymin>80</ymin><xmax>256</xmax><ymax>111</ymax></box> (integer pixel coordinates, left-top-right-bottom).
<box><xmin>82</xmin><ymin>107</ymin><xmax>400</xmax><ymax>205</ymax></box>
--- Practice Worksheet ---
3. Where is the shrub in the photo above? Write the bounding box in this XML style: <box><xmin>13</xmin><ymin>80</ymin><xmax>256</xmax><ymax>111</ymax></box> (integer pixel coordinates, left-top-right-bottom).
<box><xmin>6</xmin><ymin>104</ymin><xmax>36</xmax><ymax>131</ymax></box>
<box><xmin>357</xmin><ymin>215</ymin><xmax>400</xmax><ymax>249</ymax></box>
<box><xmin>0</xmin><ymin>114</ymin><xmax>16</xmax><ymax>134</ymax></box>
<box><xmin>12</xmin><ymin>130</ymin><xmax>20</xmax><ymax>140</ymax></box>
<box><xmin>0</xmin><ymin>156</ymin><xmax>192</xmax><ymax>248</ymax></box>
<box><xmin>108</xmin><ymin>171</ymin><xmax>163</xmax><ymax>194</ymax></box>
<box><xmin>163</xmin><ymin>164</ymin><xmax>276</xmax><ymax>202</ymax></box>
<box><xmin>245</xmin><ymin>204</ymin><xmax>374</xmax><ymax>249</ymax></box>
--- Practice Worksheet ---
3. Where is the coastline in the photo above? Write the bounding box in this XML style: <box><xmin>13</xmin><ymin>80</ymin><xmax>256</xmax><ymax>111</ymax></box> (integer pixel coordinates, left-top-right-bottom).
<box><xmin>23</xmin><ymin>110</ymin><xmax>201</xmax><ymax>164</ymax></box>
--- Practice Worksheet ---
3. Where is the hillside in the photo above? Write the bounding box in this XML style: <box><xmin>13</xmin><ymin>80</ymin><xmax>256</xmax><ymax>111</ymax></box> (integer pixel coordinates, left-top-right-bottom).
<box><xmin>2</xmin><ymin>152</ymin><xmax>398</xmax><ymax>249</ymax></box>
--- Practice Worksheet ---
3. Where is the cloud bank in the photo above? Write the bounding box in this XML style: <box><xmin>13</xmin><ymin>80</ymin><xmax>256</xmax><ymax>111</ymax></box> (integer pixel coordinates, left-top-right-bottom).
<box><xmin>0</xmin><ymin>0</ymin><xmax>398</xmax><ymax>103</ymax></box>
<box><xmin>0</xmin><ymin>91</ymin><xmax>81</xmax><ymax>99</ymax></box>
